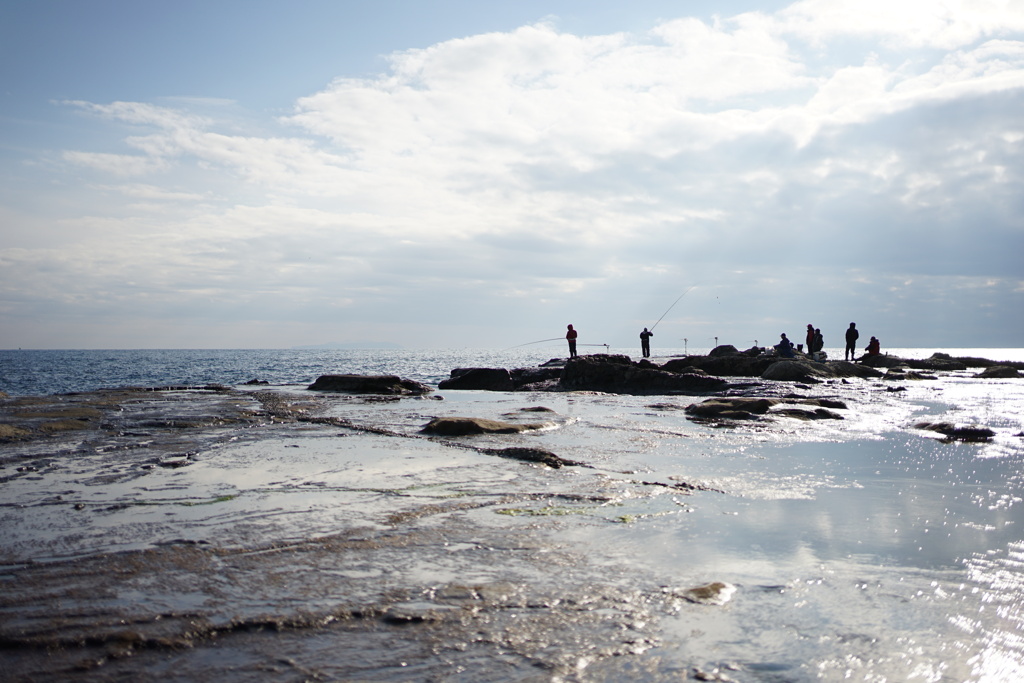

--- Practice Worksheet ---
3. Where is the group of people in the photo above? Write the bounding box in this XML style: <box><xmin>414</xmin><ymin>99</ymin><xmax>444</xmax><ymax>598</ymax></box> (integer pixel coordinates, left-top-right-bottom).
<box><xmin>563</xmin><ymin>322</ymin><xmax>881</xmax><ymax>361</ymax></box>
<box><xmin>805</xmin><ymin>324</ymin><xmax>825</xmax><ymax>357</ymax></box>
<box><xmin>775</xmin><ymin>322</ymin><xmax>880</xmax><ymax>361</ymax></box>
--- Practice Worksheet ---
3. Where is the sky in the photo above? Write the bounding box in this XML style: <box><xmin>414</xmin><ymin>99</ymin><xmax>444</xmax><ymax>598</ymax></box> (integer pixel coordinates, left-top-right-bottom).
<box><xmin>1</xmin><ymin>0</ymin><xmax>1023</xmax><ymax>351</ymax></box>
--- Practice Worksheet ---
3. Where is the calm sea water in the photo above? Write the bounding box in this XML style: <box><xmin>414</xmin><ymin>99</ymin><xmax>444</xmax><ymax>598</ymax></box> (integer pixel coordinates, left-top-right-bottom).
<box><xmin>2</xmin><ymin>346</ymin><xmax>1022</xmax><ymax>397</ymax></box>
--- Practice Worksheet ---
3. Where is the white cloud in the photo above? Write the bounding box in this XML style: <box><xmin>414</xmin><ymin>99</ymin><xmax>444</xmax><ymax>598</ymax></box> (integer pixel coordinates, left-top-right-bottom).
<box><xmin>100</xmin><ymin>184</ymin><xmax>211</xmax><ymax>202</ymax></box>
<box><xmin>778</xmin><ymin>0</ymin><xmax>1024</xmax><ymax>50</ymax></box>
<box><xmin>5</xmin><ymin>2</ymin><xmax>1023</xmax><ymax>348</ymax></box>
<box><xmin>62</xmin><ymin>151</ymin><xmax>169</xmax><ymax>176</ymax></box>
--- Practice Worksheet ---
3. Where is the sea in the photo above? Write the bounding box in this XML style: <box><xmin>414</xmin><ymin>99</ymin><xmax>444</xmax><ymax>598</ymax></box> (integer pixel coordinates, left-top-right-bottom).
<box><xmin>2</xmin><ymin>346</ymin><xmax>1023</xmax><ymax>397</ymax></box>
<box><xmin>3</xmin><ymin>346</ymin><xmax>1024</xmax><ymax>681</ymax></box>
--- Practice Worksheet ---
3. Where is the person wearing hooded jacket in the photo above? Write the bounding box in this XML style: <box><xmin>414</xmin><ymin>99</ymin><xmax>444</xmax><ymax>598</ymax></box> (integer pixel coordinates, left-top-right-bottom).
<box><xmin>566</xmin><ymin>324</ymin><xmax>578</xmax><ymax>358</ymax></box>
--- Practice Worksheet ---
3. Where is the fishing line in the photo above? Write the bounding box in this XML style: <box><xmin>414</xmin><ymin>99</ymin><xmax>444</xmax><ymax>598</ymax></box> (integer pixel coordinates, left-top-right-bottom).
<box><xmin>502</xmin><ymin>337</ymin><xmax>563</xmax><ymax>351</ymax></box>
<box><xmin>503</xmin><ymin>339</ymin><xmax>610</xmax><ymax>351</ymax></box>
<box><xmin>649</xmin><ymin>286</ymin><xmax>696</xmax><ymax>331</ymax></box>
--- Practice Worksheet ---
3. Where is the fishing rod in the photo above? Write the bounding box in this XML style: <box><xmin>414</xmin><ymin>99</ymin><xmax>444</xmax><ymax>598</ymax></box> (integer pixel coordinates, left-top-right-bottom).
<box><xmin>502</xmin><ymin>337</ymin><xmax>563</xmax><ymax>351</ymax></box>
<box><xmin>649</xmin><ymin>286</ymin><xmax>696</xmax><ymax>331</ymax></box>
<box><xmin>504</xmin><ymin>339</ymin><xmax>610</xmax><ymax>351</ymax></box>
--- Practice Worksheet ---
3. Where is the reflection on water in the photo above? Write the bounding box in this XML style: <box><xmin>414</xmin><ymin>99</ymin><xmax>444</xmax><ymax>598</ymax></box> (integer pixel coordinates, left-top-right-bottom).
<box><xmin>1</xmin><ymin>352</ymin><xmax>1023</xmax><ymax>680</ymax></box>
<box><xmin>548</xmin><ymin>371</ymin><xmax>1024</xmax><ymax>680</ymax></box>
<box><xmin>959</xmin><ymin>541</ymin><xmax>1024</xmax><ymax>681</ymax></box>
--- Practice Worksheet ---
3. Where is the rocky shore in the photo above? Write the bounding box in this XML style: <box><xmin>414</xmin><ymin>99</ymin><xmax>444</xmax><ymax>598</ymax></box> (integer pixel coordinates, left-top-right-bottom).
<box><xmin>1</xmin><ymin>349</ymin><xmax>1021</xmax><ymax>681</ymax></box>
<box><xmin>435</xmin><ymin>346</ymin><xmax>1022</xmax><ymax>393</ymax></box>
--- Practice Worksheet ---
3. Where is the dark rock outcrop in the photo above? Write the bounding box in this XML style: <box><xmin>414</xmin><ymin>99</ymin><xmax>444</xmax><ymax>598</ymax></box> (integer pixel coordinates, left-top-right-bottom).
<box><xmin>975</xmin><ymin>366</ymin><xmax>1021</xmax><ymax>379</ymax></box>
<box><xmin>437</xmin><ymin>366</ymin><xmax>563</xmax><ymax>391</ymax></box>
<box><xmin>858</xmin><ymin>354</ymin><xmax>905</xmax><ymax>369</ymax></box>
<box><xmin>761</xmin><ymin>360</ymin><xmax>882</xmax><ymax>382</ymax></box>
<box><xmin>308</xmin><ymin>374</ymin><xmax>432</xmax><ymax>395</ymax></box>
<box><xmin>761</xmin><ymin>361</ymin><xmax>832</xmax><ymax>383</ymax></box>
<box><xmin>662</xmin><ymin>353</ymin><xmax>777</xmax><ymax>377</ymax></box>
<box><xmin>511</xmin><ymin>366</ymin><xmax>564</xmax><ymax>388</ymax></box>
<box><xmin>903</xmin><ymin>355</ymin><xmax>968</xmax><ymax>371</ymax></box>
<box><xmin>949</xmin><ymin>355</ymin><xmax>1024</xmax><ymax>370</ymax></box>
<box><xmin>559</xmin><ymin>354</ymin><xmax>729</xmax><ymax>395</ymax></box>
<box><xmin>438</xmin><ymin>368</ymin><xmax>515</xmax><ymax>391</ymax></box>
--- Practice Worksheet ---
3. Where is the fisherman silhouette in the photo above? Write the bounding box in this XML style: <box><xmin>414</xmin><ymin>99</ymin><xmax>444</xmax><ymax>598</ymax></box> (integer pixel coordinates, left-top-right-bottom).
<box><xmin>845</xmin><ymin>322</ymin><xmax>859</xmax><ymax>361</ymax></box>
<box><xmin>566</xmin><ymin>324</ymin><xmax>578</xmax><ymax>358</ymax></box>
<box><xmin>640</xmin><ymin>327</ymin><xmax>653</xmax><ymax>358</ymax></box>
<box><xmin>775</xmin><ymin>333</ymin><xmax>796</xmax><ymax>358</ymax></box>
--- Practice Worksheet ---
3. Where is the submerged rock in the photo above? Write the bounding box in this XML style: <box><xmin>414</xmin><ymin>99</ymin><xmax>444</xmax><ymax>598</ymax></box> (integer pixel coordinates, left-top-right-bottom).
<box><xmin>774</xmin><ymin>407</ymin><xmax>844</xmax><ymax>420</ymax></box>
<box><xmin>685</xmin><ymin>396</ymin><xmax>848</xmax><ymax>421</ymax></box>
<box><xmin>308</xmin><ymin>374</ymin><xmax>433</xmax><ymax>395</ymax></box>
<box><xmin>685</xmin><ymin>397</ymin><xmax>776</xmax><ymax>420</ymax></box>
<box><xmin>479</xmin><ymin>446</ymin><xmax>580</xmax><ymax>468</ymax></box>
<box><xmin>914</xmin><ymin>421</ymin><xmax>996</xmax><ymax>441</ymax></box>
<box><xmin>664</xmin><ymin>581</ymin><xmax>737</xmax><ymax>606</ymax></box>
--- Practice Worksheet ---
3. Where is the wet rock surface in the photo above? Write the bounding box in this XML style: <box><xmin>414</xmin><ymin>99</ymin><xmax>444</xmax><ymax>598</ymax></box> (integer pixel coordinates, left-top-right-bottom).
<box><xmin>2</xmin><ymin>355</ymin><xmax>1022</xmax><ymax>682</ymax></box>
<box><xmin>0</xmin><ymin>384</ymin><xmax>727</xmax><ymax>681</ymax></box>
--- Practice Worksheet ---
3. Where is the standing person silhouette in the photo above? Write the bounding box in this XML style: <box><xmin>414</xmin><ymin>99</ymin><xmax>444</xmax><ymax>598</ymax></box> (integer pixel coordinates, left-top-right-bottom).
<box><xmin>640</xmin><ymin>327</ymin><xmax>653</xmax><ymax>358</ymax></box>
<box><xmin>566</xmin><ymin>324</ymin><xmax>578</xmax><ymax>358</ymax></box>
<box><xmin>805</xmin><ymin>324</ymin><xmax>815</xmax><ymax>354</ymax></box>
<box><xmin>845</xmin><ymin>322</ymin><xmax>859</xmax><ymax>361</ymax></box>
